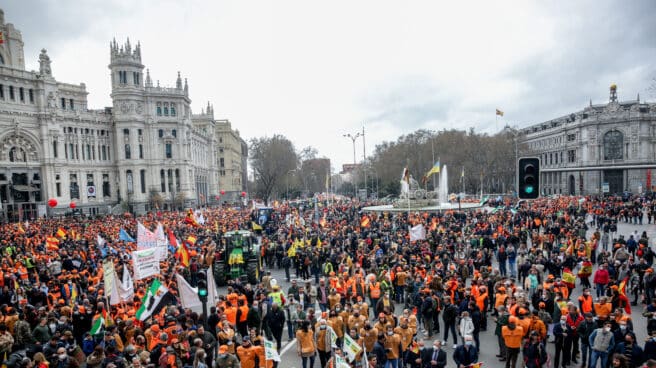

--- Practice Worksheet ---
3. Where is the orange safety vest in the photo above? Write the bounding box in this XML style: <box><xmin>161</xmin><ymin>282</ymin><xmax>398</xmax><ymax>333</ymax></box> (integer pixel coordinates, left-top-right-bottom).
<box><xmin>238</xmin><ymin>305</ymin><xmax>249</xmax><ymax>323</ymax></box>
<box><xmin>578</xmin><ymin>295</ymin><xmax>593</xmax><ymax>314</ymax></box>
<box><xmin>369</xmin><ymin>282</ymin><xmax>381</xmax><ymax>299</ymax></box>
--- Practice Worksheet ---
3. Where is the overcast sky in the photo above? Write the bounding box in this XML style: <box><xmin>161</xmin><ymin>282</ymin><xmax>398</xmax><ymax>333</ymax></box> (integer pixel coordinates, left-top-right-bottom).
<box><xmin>3</xmin><ymin>1</ymin><xmax>655</xmax><ymax>170</ymax></box>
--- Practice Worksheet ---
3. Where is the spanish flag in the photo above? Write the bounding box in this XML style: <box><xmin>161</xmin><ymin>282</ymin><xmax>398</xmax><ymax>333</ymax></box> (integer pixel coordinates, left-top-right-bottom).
<box><xmin>618</xmin><ymin>276</ymin><xmax>628</xmax><ymax>296</ymax></box>
<box><xmin>184</xmin><ymin>209</ymin><xmax>199</xmax><ymax>227</ymax></box>
<box><xmin>176</xmin><ymin>241</ymin><xmax>191</xmax><ymax>267</ymax></box>
<box><xmin>360</xmin><ymin>215</ymin><xmax>370</xmax><ymax>228</ymax></box>
<box><xmin>319</xmin><ymin>215</ymin><xmax>327</xmax><ymax>228</ymax></box>
<box><xmin>56</xmin><ymin>227</ymin><xmax>67</xmax><ymax>239</ymax></box>
<box><xmin>46</xmin><ymin>236</ymin><xmax>60</xmax><ymax>250</ymax></box>
<box><xmin>186</xmin><ymin>235</ymin><xmax>197</xmax><ymax>246</ymax></box>
<box><xmin>496</xmin><ymin>109</ymin><xmax>504</xmax><ymax>117</ymax></box>
<box><xmin>17</xmin><ymin>223</ymin><xmax>25</xmax><ymax>234</ymax></box>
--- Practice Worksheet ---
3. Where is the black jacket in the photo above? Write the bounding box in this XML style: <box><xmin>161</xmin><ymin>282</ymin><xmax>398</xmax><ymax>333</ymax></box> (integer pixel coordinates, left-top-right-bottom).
<box><xmin>452</xmin><ymin>345</ymin><xmax>478</xmax><ymax>367</ymax></box>
<box><xmin>265</xmin><ymin>308</ymin><xmax>286</xmax><ymax>331</ymax></box>
<box><xmin>420</xmin><ymin>347</ymin><xmax>447</xmax><ymax>368</ymax></box>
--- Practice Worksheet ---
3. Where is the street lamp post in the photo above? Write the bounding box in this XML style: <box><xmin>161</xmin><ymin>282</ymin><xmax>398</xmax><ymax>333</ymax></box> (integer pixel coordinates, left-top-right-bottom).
<box><xmin>504</xmin><ymin>125</ymin><xmax>520</xmax><ymax>196</ymax></box>
<box><xmin>343</xmin><ymin>131</ymin><xmax>362</xmax><ymax>198</ymax></box>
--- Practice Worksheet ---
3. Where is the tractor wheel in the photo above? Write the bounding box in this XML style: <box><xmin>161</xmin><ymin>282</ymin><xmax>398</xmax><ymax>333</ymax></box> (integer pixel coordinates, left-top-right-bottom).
<box><xmin>214</xmin><ymin>262</ymin><xmax>227</xmax><ymax>286</ymax></box>
<box><xmin>246</xmin><ymin>260</ymin><xmax>258</xmax><ymax>285</ymax></box>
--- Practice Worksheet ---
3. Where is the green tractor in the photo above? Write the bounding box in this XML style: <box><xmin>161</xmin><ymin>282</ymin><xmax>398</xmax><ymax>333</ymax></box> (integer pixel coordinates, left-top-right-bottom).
<box><xmin>214</xmin><ymin>230</ymin><xmax>261</xmax><ymax>286</ymax></box>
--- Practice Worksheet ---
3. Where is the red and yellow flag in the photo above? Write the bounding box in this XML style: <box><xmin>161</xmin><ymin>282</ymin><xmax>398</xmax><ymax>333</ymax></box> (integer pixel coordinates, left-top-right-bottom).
<box><xmin>176</xmin><ymin>241</ymin><xmax>190</xmax><ymax>267</ymax></box>
<box><xmin>360</xmin><ymin>215</ymin><xmax>370</xmax><ymax>228</ymax></box>
<box><xmin>186</xmin><ymin>235</ymin><xmax>197</xmax><ymax>246</ymax></box>
<box><xmin>46</xmin><ymin>236</ymin><xmax>60</xmax><ymax>250</ymax></box>
<box><xmin>184</xmin><ymin>209</ymin><xmax>199</xmax><ymax>227</ymax></box>
<box><xmin>56</xmin><ymin>227</ymin><xmax>67</xmax><ymax>239</ymax></box>
<box><xmin>319</xmin><ymin>215</ymin><xmax>327</xmax><ymax>228</ymax></box>
<box><xmin>618</xmin><ymin>276</ymin><xmax>628</xmax><ymax>296</ymax></box>
<box><xmin>17</xmin><ymin>224</ymin><xmax>25</xmax><ymax>234</ymax></box>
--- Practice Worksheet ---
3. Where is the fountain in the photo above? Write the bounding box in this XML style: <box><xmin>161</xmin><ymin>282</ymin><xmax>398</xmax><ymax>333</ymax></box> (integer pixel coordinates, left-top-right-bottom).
<box><xmin>362</xmin><ymin>164</ymin><xmax>482</xmax><ymax>213</ymax></box>
<box><xmin>438</xmin><ymin>165</ymin><xmax>448</xmax><ymax>205</ymax></box>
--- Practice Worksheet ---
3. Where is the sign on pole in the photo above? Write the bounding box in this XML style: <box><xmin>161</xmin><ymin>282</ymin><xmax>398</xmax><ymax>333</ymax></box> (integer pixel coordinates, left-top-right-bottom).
<box><xmin>132</xmin><ymin>248</ymin><xmax>160</xmax><ymax>280</ymax></box>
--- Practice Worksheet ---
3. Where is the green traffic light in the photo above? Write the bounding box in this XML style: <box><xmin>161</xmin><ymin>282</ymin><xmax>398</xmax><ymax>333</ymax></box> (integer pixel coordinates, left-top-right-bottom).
<box><xmin>525</xmin><ymin>186</ymin><xmax>534</xmax><ymax>194</ymax></box>
<box><xmin>198</xmin><ymin>289</ymin><xmax>208</xmax><ymax>297</ymax></box>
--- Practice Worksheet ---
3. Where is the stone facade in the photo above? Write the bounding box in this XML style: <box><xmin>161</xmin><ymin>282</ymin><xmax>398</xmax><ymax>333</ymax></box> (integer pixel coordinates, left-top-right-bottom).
<box><xmin>519</xmin><ymin>85</ymin><xmax>656</xmax><ymax>196</ymax></box>
<box><xmin>0</xmin><ymin>9</ymin><xmax>247</xmax><ymax>221</ymax></box>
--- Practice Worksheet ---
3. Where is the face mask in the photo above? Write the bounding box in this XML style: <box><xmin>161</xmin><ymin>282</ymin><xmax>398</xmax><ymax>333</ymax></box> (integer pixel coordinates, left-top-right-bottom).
<box><xmin>604</xmin><ymin>327</ymin><xmax>611</xmax><ymax>332</ymax></box>
<box><xmin>560</xmin><ymin>321</ymin><xmax>566</xmax><ymax>325</ymax></box>
<box><xmin>465</xmin><ymin>341</ymin><xmax>473</xmax><ymax>346</ymax></box>
<box><xmin>320</xmin><ymin>326</ymin><xmax>326</xmax><ymax>330</ymax></box>
<box><xmin>387</xmin><ymin>331</ymin><xmax>394</xmax><ymax>336</ymax></box>
<box><xmin>336</xmin><ymin>308</ymin><xmax>341</xmax><ymax>312</ymax></box>
<box><xmin>620</xmin><ymin>325</ymin><xmax>626</xmax><ymax>330</ymax></box>
<box><xmin>401</xmin><ymin>325</ymin><xmax>407</xmax><ymax>329</ymax></box>
<box><xmin>58</xmin><ymin>354</ymin><xmax>67</xmax><ymax>360</ymax></box>
<box><xmin>218</xmin><ymin>354</ymin><xmax>227</xmax><ymax>359</ymax></box>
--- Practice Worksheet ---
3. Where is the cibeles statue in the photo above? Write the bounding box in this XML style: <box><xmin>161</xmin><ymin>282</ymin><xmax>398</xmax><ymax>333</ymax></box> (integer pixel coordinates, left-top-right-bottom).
<box><xmin>400</xmin><ymin>172</ymin><xmax>423</xmax><ymax>199</ymax></box>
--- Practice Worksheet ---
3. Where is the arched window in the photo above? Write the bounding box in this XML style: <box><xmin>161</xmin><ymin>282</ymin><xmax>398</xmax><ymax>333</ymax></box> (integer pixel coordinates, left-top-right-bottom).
<box><xmin>170</xmin><ymin>103</ymin><xmax>176</xmax><ymax>116</ymax></box>
<box><xmin>156</xmin><ymin>102</ymin><xmax>162</xmax><ymax>116</ymax></box>
<box><xmin>603</xmin><ymin>130</ymin><xmax>623</xmax><ymax>160</ymax></box>
<box><xmin>163</xmin><ymin>102</ymin><xmax>169</xmax><ymax>116</ymax></box>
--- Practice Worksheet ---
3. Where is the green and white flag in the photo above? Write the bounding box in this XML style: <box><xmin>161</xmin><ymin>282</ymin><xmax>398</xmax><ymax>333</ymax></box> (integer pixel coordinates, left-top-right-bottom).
<box><xmin>335</xmin><ymin>355</ymin><xmax>350</xmax><ymax>368</ymax></box>
<box><xmin>264</xmin><ymin>339</ymin><xmax>280</xmax><ymax>362</ymax></box>
<box><xmin>330</xmin><ymin>328</ymin><xmax>338</xmax><ymax>348</ymax></box>
<box><xmin>343</xmin><ymin>333</ymin><xmax>362</xmax><ymax>362</ymax></box>
<box><xmin>90</xmin><ymin>309</ymin><xmax>107</xmax><ymax>336</ymax></box>
<box><xmin>479</xmin><ymin>195</ymin><xmax>489</xmax><ymax>206</ymax></box>
<box><xmin>89</xmin><ymin>314</ymin><xmax>104</xmax><ymax>335</ymax></box>
<box><xmin>135</xmin><ymin>279</ymin><xmax>170</xmax><ymax>321</ymax></box>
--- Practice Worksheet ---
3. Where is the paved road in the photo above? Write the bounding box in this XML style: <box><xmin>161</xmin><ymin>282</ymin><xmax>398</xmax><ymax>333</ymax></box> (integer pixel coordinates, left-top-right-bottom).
<box><xmin>217</xmin><ymin>220</ymin><xmax>656</xmax><ymax>368</ymax></box>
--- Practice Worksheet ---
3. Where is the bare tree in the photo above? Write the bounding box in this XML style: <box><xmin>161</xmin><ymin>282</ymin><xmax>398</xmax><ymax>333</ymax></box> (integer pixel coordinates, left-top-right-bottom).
<box><xmin>250</xmin><ymin>135</ymin><xmax>299</xmax><ymax>203</ymax></box>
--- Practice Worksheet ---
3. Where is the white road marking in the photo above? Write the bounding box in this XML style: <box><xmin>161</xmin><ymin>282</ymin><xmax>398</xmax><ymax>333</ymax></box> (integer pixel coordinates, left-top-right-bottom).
<box><xmin>280</xmin><ymin>338</ymin><xmax>297</xmax><ymax>356</ymax></box>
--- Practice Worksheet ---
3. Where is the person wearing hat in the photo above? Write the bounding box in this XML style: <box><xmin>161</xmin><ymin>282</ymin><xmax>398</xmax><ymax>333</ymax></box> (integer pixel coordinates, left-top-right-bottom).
<box><xmin>215</xmin><ymin>345</ymin><xmax>240</xmax><ymax>368</ymax></box>
<box><xmin>502</xmin><ymin>316</ymin><xmax>524</xmax><ymax>368</ymax></box>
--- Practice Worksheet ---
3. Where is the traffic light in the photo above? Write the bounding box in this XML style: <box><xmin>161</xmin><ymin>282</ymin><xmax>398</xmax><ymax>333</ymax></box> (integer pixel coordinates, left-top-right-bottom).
<box><xmin>197</xmin><ymin>270</ymin><xmax>208</xmax><ymax>302</ymax></box>
<box><xmin>518</xmin><ymin>157</ymin><xmax>540</xmax><ymax>199</ymax></box>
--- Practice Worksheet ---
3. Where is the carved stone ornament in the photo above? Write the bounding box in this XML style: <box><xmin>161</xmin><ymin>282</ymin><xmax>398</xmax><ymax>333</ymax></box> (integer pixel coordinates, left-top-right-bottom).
<box><xmin>120</xmin><ymin>102</ymin><xmax>129</xmax><ymax>114</ymax></box>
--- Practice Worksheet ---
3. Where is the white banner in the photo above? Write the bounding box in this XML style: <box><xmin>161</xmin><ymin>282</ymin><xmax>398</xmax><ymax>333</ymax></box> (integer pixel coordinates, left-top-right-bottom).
<box><xmin>87</xmin><ymin>186</ymin><xmax>96</xmax><ymax>198</ymax></box>
<box><xmin>154</xmin><ymin>223</ymin><xmax>168</xmax><ymax>261</ymax></box>
<box><xmin>409</xmin><ymin>224</ymin><xmax>426</xmax><ymax>241</ymax></box>
<box><xmin>264</xmin><ymin>339</ymin><xmax>281</xmax><ymax>362</ymax></box>
<box><xmin>103</xmin><ymin>260</ymin><xmax>119</xmax><ymax>304</ymax></box>
<box><xmin>343</xmin><ymin>333</ymin><xmax>362</xmax><ymax>362</ymax></box>
<box><xmin>132</xmin><ymin>248</ymin><xmax>160</xmax><ymax>280</ymax></box>
<box><xmin>137</xmin><ymin>222</ymin><xmax>158</xmax><ymax>250</ymax></box>
<box><xmin>175</xmin><ymin>273</ymin><xmax>202</xmax><ymax>314</ymax></box>
<box><xmin>117</xmin><ymin>267</ymin><xmax>134</xmax><ymax>303</ymax></box>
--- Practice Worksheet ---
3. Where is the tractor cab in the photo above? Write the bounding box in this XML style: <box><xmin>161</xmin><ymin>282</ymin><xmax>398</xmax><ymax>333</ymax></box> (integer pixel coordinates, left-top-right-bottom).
<box><xmin>214</xmin><ymin>230</ymin><xmax>260</xmax><ymax>285</ymax></box>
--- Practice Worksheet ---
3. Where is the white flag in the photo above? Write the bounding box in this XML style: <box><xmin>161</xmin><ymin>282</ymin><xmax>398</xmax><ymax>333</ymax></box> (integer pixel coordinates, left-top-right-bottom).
<box><xmin>154</xmin><ymin>222</ymin><xmax>168</xmax><ymax>261</ymax></box>
<box><xmin>207</xmin><ymin>265</ymin><xmax>219</xmax><ymax>303</ymax></box>
<box><xmin>264</xmin><ymin>339</ymin><xmax>281</xmax><ymax>362</ymax></box>
<box><xmin>118</xmin><ymin>267</ymin><xmax>134</xmax><ymax>302</ymax></box>
<box><xmin>97</xmin><ymin>234</ymin><xmax>106</xmax><ymax>247</ymax></box>
<box><xmin>409</xmin><ymin>224</ymin><xmax>426</xmax><ymax>241</ymax></box>
<box><xmin>104</xmin><ymin>261</ymin><xmax>120</xmax><ymax>305</ymax></box>
<box><xmin>175</xmin><ymin>273</ymin><xmax>203</xmax><ymax>314</ymax></box>
<box><xmin>335</xmin><ymin>355</ymin><xmax>350</xmax><ymax>368</ymax></box>
<box><xmin>343</xmin><ymin>333</ymin><xmax>362</xmax><ymax>362</ymax></box>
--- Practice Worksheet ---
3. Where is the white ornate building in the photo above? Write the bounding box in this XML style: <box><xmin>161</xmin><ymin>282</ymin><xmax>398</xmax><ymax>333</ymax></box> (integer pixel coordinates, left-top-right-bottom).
<box><xmin>0</xmin><ymin>9</ymin><xmax>247</xmax><ymax>221</ymax></box>
<box><xmin>519</xmin><ymin>85</ymin><xmax>656</xmax><ymax>196</ymax></box>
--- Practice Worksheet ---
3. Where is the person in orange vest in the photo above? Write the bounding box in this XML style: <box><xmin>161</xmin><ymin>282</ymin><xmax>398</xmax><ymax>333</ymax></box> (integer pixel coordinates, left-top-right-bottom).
<box><xmin>501</xmin><ymin>316</ymin><xmax>524</xmax><ymax>368</ymax></box>
<box><xmin>368</xmin><ymin>278</ymin><xmax>381</xmax><ymax>313</ymax></box>
<box><xmin>236</xmin><ymin>337</ymin><xmax>258</xmax><ymax>368</ymax></box>
<box><xmin>578</xmin><ymin>288</ymin><xmax>594</xmax><ymax>315</ymax></box>
<box><xmin>236</xmin><ymin>299</ymin><xmax>249</xmax><ymax>338</ymax></box>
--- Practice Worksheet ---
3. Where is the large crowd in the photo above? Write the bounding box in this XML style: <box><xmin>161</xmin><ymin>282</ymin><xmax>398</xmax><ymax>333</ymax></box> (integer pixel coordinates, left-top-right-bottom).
<box><xmin>0</xmin><ymin>194</ymin><xmax>655</xmax><ymax>368</ymax></box>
